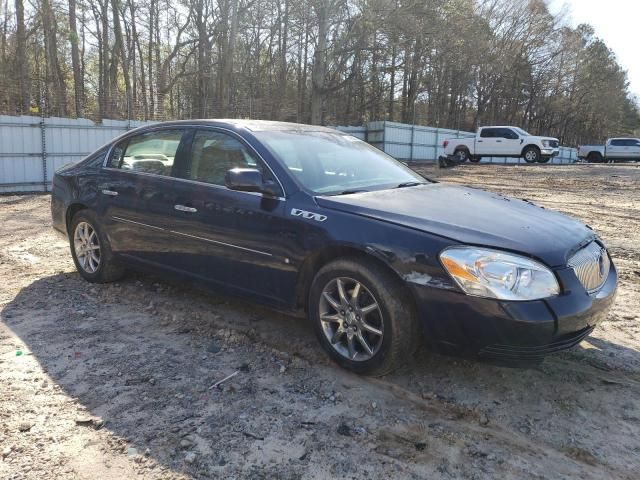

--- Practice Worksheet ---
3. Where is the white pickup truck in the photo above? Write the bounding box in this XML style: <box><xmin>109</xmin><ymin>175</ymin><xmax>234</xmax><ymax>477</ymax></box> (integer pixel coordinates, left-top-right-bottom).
<box><xmin>577</xmin><ymin>138</ymin><xmax>640</xmax><ymax>163</ymax></box>
<box><xmin>443</xmin><ymin>126</ymin><xmax>560</xmax><ymax>163</ymax></box>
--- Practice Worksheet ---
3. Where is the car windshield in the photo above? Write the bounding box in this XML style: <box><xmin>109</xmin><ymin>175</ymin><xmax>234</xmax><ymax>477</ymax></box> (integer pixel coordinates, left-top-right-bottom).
<box><xmin>513</xmin><ymin>127</ymin><xmax>530</xmax><ymax>136</ymax></box>
<box><xmin>255</xmin><ymin>131</ymin><xmax>426</xmax><ymax>195</ymax></box>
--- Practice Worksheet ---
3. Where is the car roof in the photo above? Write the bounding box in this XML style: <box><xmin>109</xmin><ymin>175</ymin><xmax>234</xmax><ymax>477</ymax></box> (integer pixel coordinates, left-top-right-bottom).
<box><xmin>479</xmin><ymin>125</ymin><xmax>522</xmax><ymax>129</ymax></box>
<box><xmin>141</xmin><ymin>119</ymin><xmax>341</xmax><ymax>134</ymax></box>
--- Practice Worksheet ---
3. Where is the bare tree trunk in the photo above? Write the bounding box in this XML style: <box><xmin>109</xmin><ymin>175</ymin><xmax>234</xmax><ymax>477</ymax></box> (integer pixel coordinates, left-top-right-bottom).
<box><xmin>218</xmin><ymin>0</ymin><xmax>238</xmax><ymax>117</ymax></box>
<box><xmin>127</xmin><ymin>0</ymin><xmax>148</xmax><ymax>119</ymax></box>
<box><xmin>310</xmin><ymin>1</ymin><xmax>328</xmax><ymax>125</ymax></box>
<box><xmin>42</xmin><ymin>0</ymin><xmax>68</xmax><ymax>116</ymax></box>
<box><xmin>68</xmin><ymin>0</ymin><xmax>83</xmax><ymax>117</ymax></box>
<box><xmin>111</xmin><ymin>0</ymin><xmax>131</xmax><ymax>119</ymax></box>
<box><xmin>99</xmin><ymin>0</ymin><xmax>110</xmax><ymax>118</ymax></box>
<box><xmin>148</xmin><ymin>0</ymin><xmax>155</xmax><ymax>118</ymax></box>
<box><xmin>15</xmin><ymin>0</ymin><xmax>29</xmax><ymax>112</ymax></box>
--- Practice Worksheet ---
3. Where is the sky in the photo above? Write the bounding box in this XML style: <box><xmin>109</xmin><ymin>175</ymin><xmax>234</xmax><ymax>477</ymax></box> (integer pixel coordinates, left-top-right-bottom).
<box><xmin>548</xmin><ymin>0</ymin><xmax>640</xmax><ymax>98</ymax></box>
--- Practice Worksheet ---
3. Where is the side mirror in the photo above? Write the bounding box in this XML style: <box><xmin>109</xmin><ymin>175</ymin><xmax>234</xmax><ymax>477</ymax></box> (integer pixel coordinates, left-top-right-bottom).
<box><xmin>224</xmin><ymin>168</ymin><xmax>279</xmax><ymax>197</ymax></box>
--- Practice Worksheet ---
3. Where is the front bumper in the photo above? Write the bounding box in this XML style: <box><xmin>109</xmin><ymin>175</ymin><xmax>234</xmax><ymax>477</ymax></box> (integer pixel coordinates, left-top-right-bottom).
<box><xmin>541</xmin><ymin>148</ymin><xmax>560</xmax><ymax>157</ymax></box>
<box><xmin>410</xmin><ymin>262</ymin><xmax>617</xmax><ymax>362</ymax></box>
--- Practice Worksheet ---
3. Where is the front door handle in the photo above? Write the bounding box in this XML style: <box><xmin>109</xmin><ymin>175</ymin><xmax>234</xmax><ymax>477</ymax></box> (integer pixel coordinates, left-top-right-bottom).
<box><xmin>101</xmin><ymin>189</ymin><xmax>118</xmax><ymax>196</ymax></box>
<box><xmin>174</xmin><ymin>204</ymin><xmax>197</xmax><ymax>213</ymax></box>
<box><xmin>496</xmin><ymin>140</ymin><xmax>502</xmax><ymax>143</ymax></box>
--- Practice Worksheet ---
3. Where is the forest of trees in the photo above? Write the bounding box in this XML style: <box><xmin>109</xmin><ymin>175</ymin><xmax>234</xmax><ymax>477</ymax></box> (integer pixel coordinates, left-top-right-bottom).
<box><xmin>0</xmin><ymin>0</ymin><xmax>638</xmax><ymax>145</ymax></box>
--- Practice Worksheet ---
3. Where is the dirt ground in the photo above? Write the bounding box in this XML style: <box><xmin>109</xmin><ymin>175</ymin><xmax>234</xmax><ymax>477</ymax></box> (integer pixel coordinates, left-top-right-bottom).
<box><xmin>1</xmin><ymin>163</ymin><xmax>639</xmax><ymax>480</ymax></box>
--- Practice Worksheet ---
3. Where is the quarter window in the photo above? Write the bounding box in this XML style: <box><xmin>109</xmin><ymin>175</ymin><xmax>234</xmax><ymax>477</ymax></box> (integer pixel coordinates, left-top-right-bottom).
<box><xmin>186</xmin><ymin>130</ymin><xmax>274</xmax><ymax>188</ymax></box>
<box><xmin>106</xmin><ymin>129</ymin><xmax>184</xmax><ymax>176</ymax></box>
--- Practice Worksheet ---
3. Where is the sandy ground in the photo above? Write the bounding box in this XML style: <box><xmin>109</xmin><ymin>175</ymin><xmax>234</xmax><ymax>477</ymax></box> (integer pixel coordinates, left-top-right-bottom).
<box><xmin>0</xmin><ymin>163</ymin><xmax>639</xmax><ymax>479</ymax></box>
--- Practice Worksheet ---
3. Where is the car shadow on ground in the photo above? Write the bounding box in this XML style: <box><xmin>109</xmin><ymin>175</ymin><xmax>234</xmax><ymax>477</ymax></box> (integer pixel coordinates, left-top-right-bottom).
<box><xmin>3</xmin><ymin>271</ymin><xmax>640</xmax><ymax>477</ymax></box>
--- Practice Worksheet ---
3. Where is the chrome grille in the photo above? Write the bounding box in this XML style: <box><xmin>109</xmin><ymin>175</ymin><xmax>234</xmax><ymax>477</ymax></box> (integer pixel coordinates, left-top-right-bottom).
<box><xmin>568</xmin><ymin>241</ymin><xmax>610</xmax><ymax>294</ymax></box>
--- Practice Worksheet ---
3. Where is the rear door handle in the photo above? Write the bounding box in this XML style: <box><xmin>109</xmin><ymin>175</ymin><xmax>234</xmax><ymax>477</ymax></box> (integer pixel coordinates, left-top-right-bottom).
<box><xmin>101</xmin><ymin>189</ymin><xmax>118</xmax><ymax>196</ymax></box>
<box><xmin>174</xmin><ymin>204</ymin><xmax>197</xmax><ymax>213</ymax></box>
<box><xmin>496</xmin><ymin>140</ymin><xmax>502</xmax><ymax>143</ymax></box>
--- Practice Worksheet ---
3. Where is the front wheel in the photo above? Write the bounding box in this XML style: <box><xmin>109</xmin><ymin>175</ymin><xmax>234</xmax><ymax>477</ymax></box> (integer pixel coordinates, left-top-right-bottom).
<box><xmin>523</xmin><ymin>146</ymin><xmax>541</xmax><ymax>163</ymax></box>
<box><xmin>309</xmin><ymin>258</ymin><xmax>419</xmax><ymax>376</ymax></box>
<box><xmin>70</xmin><ymin>210</ymin><xmax>125</xmax><ymax>283</ymax></box>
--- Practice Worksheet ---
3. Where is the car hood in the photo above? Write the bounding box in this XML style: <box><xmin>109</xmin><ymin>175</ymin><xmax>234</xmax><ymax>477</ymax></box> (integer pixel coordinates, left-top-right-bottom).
<box><xmin>316</xmin><ymin>183</ymin><xmax>594</xmax><ymax>267</ymax></box>
<box><xmin>531</xmin><ymin>136</ymin><xmax>559</xmax><ymax>143</ymax></box>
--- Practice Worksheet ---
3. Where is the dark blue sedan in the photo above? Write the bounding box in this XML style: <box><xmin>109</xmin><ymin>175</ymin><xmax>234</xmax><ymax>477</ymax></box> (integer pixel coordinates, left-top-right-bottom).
<box><xmin>51</xmin><ymin>120</ymin><xmax>617</xmax><ymax>374</ymax></box>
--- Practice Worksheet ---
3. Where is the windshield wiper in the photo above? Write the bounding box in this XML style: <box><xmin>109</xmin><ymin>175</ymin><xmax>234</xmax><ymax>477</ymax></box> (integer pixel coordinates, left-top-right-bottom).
<box><xmin>395</xmin><ymin>181</ymin><xmax>424</xmax><ymax>188</ymax></box>
<box><xmin>334</xmin><ymin>189</ymin><xmax>369</xmax><ymax>195</ymax></box>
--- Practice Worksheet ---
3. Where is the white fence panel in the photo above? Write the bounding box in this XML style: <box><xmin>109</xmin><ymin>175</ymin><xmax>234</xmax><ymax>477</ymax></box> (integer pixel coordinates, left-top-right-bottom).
<box><xmin>0</xmin><ymin>116</ymin><xmax>155</xmax><ymax>193</ymax></box>
<box><xmin>1</xmin><ymin>116</ymin><xmax>580</xmax><ymax>192</ymax></box>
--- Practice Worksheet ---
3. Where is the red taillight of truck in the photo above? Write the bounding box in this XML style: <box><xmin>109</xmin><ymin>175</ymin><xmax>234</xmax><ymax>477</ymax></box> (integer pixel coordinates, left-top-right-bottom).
<box><xmin>443</xmin><ymin>140</ymin><xmax>449</xmax><ymax>148</ymax></box>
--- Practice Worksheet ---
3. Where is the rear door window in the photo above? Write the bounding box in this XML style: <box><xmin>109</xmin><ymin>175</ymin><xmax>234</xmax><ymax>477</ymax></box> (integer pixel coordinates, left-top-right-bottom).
<box><xmin>106</xmin><ymin>129</ymin><xmax>185</xmax><ymax>176</ymax></box>
<box><xmin>480</xmin><ymin>128</ymin><xmax>498</xmax><ymax>138</ymax></box>
<box><xmin>610</xmin><ymin>139</ymin><xmax>625</xmax><ymax>147</ymax></box>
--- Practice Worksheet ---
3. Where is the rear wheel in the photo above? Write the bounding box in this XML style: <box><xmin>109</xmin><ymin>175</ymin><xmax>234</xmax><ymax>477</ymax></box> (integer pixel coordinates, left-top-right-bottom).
<box><xmin>309</xmin><ymin>258</ymin><xmax>419</xmax><ymax>376</ymax></box>
<box><xmin>523</xmin><ymin>146</ymin><xmax>540</xmax><ymax>163</ymax></box>
<box><xmin>587</xmin><ymin>152</ymin><xmax>604</xmax><ymax>163</ymax></box>
<box><xmin>453</xmin><ymin>148</ymin><xmax>470</xmax><ymax>162</ymax></box>
<box><xmin>70</xmin><ymin>210</ymin><xmax>125</xmax><ymax>283</ymax></box>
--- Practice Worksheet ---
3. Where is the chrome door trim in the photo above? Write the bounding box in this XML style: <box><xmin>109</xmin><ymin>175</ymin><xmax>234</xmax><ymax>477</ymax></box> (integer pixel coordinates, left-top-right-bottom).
<box><xmin>110</xmin><ymin>216</ymin><xmax>273</xmax><ymax>257</ymax></box>
<box><xmin>112</xmin><ymin>216</ymin><xmax>164</xmax><ymax>231</ymax></box>
<box><xmin>167</xmin><ymin>230</ymin><xmax>273</xmax><ymax>257</ymax></box>
<box><xmin>101</xmin><ymin>167</ymin><xmax>286</xmax><ymax>202</ymax></box>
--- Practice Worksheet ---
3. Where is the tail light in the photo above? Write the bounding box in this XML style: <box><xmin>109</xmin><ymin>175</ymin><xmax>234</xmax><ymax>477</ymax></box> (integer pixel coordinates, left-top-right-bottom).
<box><xmin>443</xmin><ymin>140</ymin><xmax>449</xmax><ymax>148</ymax></box>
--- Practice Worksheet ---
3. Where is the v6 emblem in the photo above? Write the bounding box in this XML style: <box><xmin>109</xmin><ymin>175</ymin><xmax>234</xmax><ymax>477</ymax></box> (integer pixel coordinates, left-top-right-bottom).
<box><xmin>290</xmin><ymin>208</ymin><xmax>327</xmax><ymax>222</ymax></box>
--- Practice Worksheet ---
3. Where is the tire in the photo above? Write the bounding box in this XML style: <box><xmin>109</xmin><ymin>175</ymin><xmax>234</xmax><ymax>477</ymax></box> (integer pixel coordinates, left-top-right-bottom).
<box><xmin>537</xmin><ymin>156</ymin><xmax>551</xmax><ymax>164</ymax></box>
<box><xmin>469</xmin><ymin>156</ymin><xmax>482</xmax><ymax>163</ymax></box>
<box><xmin>69</xmin><ymin>210</ymin><xmax>125</xmax><ymax>283</ymax></box>
<box><xmin>522</xmin><ymin>146</ymin><xmax>541</xmax><ymax>163</ymax></box>
<box><xmin>309</xmin><ymin>258</ymin><xmax>419</xmax><ymax>376</ymax></box>
<box><xmin>453</xmin><ymin>148</ymin><xmax>470</xmax><ymax>162</ymax></box>
<box><xmin>587</xmin><ymin>152</ymin><xmax>603</xmax><ymax>163</ymax></box>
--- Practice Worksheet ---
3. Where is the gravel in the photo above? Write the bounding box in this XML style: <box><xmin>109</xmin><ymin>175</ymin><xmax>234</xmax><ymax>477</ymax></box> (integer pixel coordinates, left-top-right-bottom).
<box><xmin>1</xmin><ymin>163</ymin><xmax>639</xmax><ymax>479</ymax></box>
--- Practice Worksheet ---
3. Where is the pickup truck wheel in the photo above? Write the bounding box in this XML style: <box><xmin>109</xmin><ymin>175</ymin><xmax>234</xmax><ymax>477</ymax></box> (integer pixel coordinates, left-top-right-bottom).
<box><xmin>587</xmin><ymin>152</ymin><xmax>603</xmax><ymax>163</ymax></box>
<box><xmin>454</xmin><ymin>148</ymin><xmax>470</xmax><ymax>162</ymax></box>
<box><xmin>523</xmin><ymin>146</ymin><xmax>540</xmax><ymax>163</ymax></box>
<box><xmin>309</xmin><ymin>258</ymin><xmax>419</xmax><ymax>376</ymax></box>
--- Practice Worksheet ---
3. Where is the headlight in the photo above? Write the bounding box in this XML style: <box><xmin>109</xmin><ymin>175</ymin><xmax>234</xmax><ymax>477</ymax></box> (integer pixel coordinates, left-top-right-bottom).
<box><xmin>439</xmin><ymin>247</ymin><xmax>559</xmax><ymax>301</ymax></box>
<box><xmin>542</xmin><ymin>140</ymin><xmax>551</xmax><ymax>147</ymax></box>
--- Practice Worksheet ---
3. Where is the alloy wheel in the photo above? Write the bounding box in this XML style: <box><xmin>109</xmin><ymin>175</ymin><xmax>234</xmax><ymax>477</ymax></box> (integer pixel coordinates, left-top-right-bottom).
<box><xmin>74</xmin><ymin>221</ymin><xmax>101</xmax><ymax>274</ymax></box>
<box><xmin>319</xmin><ymin>277</ymin><xmax>384</xmax><ymax>361</ymax></box>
